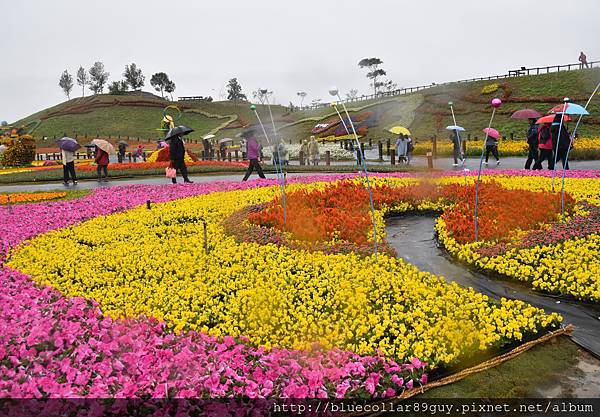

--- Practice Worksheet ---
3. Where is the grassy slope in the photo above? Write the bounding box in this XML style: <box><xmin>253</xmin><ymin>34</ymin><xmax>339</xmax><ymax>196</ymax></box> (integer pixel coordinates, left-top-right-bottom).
<box><xmin>12</xmin><ymin>68</ymin><xmax>600</xmax><ymax>147</ymax></box>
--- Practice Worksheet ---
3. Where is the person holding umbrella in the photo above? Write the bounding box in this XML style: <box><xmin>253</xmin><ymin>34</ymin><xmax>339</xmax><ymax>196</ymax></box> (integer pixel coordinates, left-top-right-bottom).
<box><xmin>524</xmin><ymin>118</ymin><xmax>539</xmax><ymax>169</ymax></box>
<box><xmin>449</xmin><ymin>129</ymin><xmax>463</xmax><ymax>166</ymax></box>
<box><xmin>242</xmin><ymin>129</ymin><xmax>266</xmax><ymax>181</ymax></box>
<box><xmin>533</xmin><ymin>122</ymin><xmax>554</xmax><ymax>170</ymax></box>
<box><xmin>57</xmin><ymin>134</ymin><xmax>79</xmax><ymax>185</ymax></box>
<box><xmin>482</xmin><ymin>128</ymin><xmax>501</xmax><ymax>165</ymax></box>
<box><xmin>165</xmin><ymin>125</ymin><xmax>194</xmax><ymax>184</ymax></box>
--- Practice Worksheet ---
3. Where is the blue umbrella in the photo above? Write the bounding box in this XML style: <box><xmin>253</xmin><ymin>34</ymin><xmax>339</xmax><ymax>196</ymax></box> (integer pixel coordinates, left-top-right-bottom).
<box><xmin>446</xmin><ymin>125</ymin><xmax>465</xmax><ymax>131</ymax></box>
<box><xmin>548</xmin><ymin>103</ymin><xmax>589</xmax><ymax>115</ymax></box>
<box><xmin>56</xmin><ymin>137</ymin><xmax>81</xmax><ymax>152</ymax></box>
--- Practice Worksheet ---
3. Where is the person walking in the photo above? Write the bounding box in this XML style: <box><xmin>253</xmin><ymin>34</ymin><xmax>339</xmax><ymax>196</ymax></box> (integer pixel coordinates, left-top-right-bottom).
<box><xmin>168</xmin><ymin>133</ymin><xmax>193</xmax><ymax>184</ymax></box>
<box><xmin>308</xmin><ymin>136</ymin><xmax>320</xmax><ymax>165</ymax></box>
<box><xmin>450</xmin><ymin>130</ymin><xmax>463</xmax><ymax>166</ymax></box>
<box><xmin>61</xmin><ymin>148</ymin><xmax>77</xmax><ymax>185</ymax></box>
<box><xmin>300</xmin><ymin>139</ymin><xmax>309</xmax><ymax>165</ymax></box>
<box><xmin>406</xmin><ymin>135</ymin><xmax>414</xmax><ymax>165</ymax></box>
<box><xmin>395</xmin><ymin>134</ymin><xmax>408</xmax><ymax>164</ymax></box>
<box><xmin>94</xmin><ymin>146</ymin><xmax>109</xmax><ymax>182</ymax></box>
<box><xmin>117</xmin><ymin>143</ymin><xmax>126</xmax><ymax>163</ymax></box>
<box><xmin>533</xmin><ymin>122</ymin><xmax>554</xmax><ymax>170</ymax></box>
<box><xmin>579</xmin><ymin>51</ymin><xmax>589</xmax><ymax>69</ymax></box>
<box><xmin>524</xmin><ymin>118</ymin><xmax>539</xmax><ymax>169</ymax></box>
<box><xmin>242</xmin><ymin>130</ymin><xmax>266</xmax><ymax>181</ymax></box>
<box><xmin>552</xmin><ymin>122</ymin><xmax>572</xmax><ymax>170</ymax></box>
<box><xmin>483</xmin><ymin>133</ymin><xmax>500</xmax><ymax>165</ymax></box>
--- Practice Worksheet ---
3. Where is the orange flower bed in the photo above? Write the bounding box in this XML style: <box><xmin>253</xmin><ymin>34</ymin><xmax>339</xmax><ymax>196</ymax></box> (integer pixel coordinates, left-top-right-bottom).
<box><xmin>0</xmin><ymin>192</ymin><xmax>67</xmax><ymax>205</ymax></box>
<box><xmin>249</xmin><ymin>181</ymin><xmax>574</xmax><ymax>245</ymax></box>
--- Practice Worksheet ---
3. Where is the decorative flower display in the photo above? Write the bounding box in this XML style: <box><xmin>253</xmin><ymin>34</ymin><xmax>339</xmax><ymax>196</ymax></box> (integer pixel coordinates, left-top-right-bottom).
<box><xmin>4</xmin><ymin>170</ymin><xmax>599</xmax><ymax>399</ymax></box>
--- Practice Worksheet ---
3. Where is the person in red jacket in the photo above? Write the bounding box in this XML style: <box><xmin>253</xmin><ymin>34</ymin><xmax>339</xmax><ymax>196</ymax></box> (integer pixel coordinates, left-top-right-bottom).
<box><xmin>94</xmin><ymin>146</ymin><xmax>110</xmax><ymax>181</ymax></box>
<box><xmin>533</xmin><ymin>123</ymin><xmax>554</xmax><ymax>170</ymax></box>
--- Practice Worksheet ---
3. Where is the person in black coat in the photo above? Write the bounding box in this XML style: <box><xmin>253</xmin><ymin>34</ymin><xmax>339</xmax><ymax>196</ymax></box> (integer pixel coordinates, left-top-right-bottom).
<box><xmin>551</xmin><ymin>118</ymin><xmax>571</xmax><ymax>170</ymax></box>
<box><xmin>168</xmin><ymin>134</ymin><xmax>193</xmax><ymax>184</ymax></box>
<box><xmin>524</xmin><ymin>118</ymin><xmax>539</xmax><ymax>169</ymax></box>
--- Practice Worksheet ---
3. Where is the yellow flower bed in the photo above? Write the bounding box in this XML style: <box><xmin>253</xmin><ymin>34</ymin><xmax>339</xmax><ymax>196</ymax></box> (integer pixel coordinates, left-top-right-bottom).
<box><xmin>411</xmin><ymin>137</ymin><xmax>600</xmax><ymax>159</ymax></box>
<box><xmin>8</xmin><ymin>178</ymin><xmax>561</xmax><ymax>367</ymax></box>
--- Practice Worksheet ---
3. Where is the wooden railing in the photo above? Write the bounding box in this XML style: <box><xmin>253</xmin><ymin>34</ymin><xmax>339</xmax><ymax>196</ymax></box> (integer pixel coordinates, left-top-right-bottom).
<box><xmin>296</xmin><ymin>60</ymin><xmax>600</xmax><ymax>111</ymax></box>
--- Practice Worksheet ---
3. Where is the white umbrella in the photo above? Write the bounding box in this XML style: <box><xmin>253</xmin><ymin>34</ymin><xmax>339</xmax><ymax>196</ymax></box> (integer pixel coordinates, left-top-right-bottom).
<box><xmin>219</xmin><ymin>138</ymin><xmax>233</xmax><ymax>144</ymax></box>
<box><xmin>446</xmin><ymin>125</ymin><xmax>465</xmax><ymax>131</ymax></box>
<box><xmin>203</xmin><ymin>134</ymin><xmax>216</xmax><ymax>140</ymax></box>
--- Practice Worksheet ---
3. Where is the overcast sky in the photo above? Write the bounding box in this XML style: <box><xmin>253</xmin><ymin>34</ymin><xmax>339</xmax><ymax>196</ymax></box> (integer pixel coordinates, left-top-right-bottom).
<box><xmin>2</xmin><ymin>0</ymin><xmax>599</xmax><ymax>122</ymax></box>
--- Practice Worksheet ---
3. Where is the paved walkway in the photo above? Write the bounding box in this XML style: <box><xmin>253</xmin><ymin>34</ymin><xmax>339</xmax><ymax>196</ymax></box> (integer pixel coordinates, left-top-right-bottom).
<box><xmin>0</xmin><ymin>157</ymin><xmax>597</xmax><ymax>193</ymax></box>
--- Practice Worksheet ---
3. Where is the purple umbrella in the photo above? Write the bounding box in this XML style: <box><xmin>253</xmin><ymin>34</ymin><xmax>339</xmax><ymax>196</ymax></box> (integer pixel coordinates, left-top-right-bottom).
<box><xmin>56</xmin><ymin>137</ymin><xmax>81</xmax><ymax>152</ymax></box>
<box><xmin>511</xmin><ymin>109</ymin><xmax>542</xmax><ymax>120</ymax></box>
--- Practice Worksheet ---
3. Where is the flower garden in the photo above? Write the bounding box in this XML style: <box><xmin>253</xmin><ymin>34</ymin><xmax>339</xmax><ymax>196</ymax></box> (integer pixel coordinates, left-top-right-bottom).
<box><xmin>1</xmin><ymin>170</ymin><xmax>599</xmax><ymax>399</ymax></box>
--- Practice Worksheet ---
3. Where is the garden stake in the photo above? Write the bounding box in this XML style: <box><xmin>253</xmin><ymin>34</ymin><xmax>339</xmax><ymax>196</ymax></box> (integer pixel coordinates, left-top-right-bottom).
<box><xmin>263</xmin><ymin>93</ymin><xmax>287</xmax><ymax>225</ymax></box>
<box><xmin>202</xmin><ymin>219</ymin><xmax>208</xmax><ymax>255</ymax></box>
<box><xmin>250</xmin><ymin>104</ymin><xmax>287</xmax><ymax>226</ymax></box>
<box><xmin>449</xmin><ymin>101</ymin><xmax>467</xmax><ymax>185</ymax></box>
<box><xmin>560</xmin><ymin>82</ymin><xmax>599</xmax><ymax>220</ymax></box>
<box><xmin>146</xmin><ymin>200</ymin><xmax>151</xmax><ymax>210</ymax></box>
<box><xmin>474</xmin><ymin>98</ymin><xmax>502</xmax><ymax>242</ymax></box>
<box><xmin>330</xmin><ymin>88</ymin><xmax>378</xmax><ymax>260</ymax></box>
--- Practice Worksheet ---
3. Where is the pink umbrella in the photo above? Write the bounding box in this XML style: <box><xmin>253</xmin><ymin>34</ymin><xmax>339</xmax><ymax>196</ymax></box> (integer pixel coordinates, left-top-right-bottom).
<box><xmin>482</xmin><ymin>128</ymin><xmax>499</xmax><ymax>139</ymax></box>
<box><xmin>511</xmin><ymin>109</ymin><xmax>542</xmax><ymax>120</ymax></box>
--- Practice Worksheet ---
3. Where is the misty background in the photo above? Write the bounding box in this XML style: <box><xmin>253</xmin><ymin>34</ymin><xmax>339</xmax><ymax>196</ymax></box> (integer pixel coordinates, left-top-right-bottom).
<box><xmin>2</xmin><ymin>0</ymin><xmax>599</xmax><ymax>122</ymax></box>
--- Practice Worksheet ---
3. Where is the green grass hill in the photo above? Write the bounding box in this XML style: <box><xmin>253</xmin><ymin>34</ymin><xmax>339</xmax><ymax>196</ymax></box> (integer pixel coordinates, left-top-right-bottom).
<box><xmin>11</xmin><ymin>68</ymin><xmax>600</xmax><ymax>147</ymax></box>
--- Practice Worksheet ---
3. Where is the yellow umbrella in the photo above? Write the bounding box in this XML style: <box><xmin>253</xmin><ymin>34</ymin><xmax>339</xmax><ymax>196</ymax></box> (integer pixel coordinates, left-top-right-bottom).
<box><xmin>388</xmin><ymin>126</ymin><xmax>411</xmax><ymax>136</ymax></box>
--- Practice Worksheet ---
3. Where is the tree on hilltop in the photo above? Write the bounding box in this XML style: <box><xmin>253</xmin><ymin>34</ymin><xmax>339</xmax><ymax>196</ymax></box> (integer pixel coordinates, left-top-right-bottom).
<box><xmin>108</xmin><ymin>80</ymin><xmax>129</xmax><ymax>95</ymax></box>
<box><xmin>296</xmin><ymin>91</ymin><xmax>307</xmax><ymax>107</ymax></box>
<box><xmin>76</xmin><ymin>66</ymin><xmax>88</xmax><ymax>97</ymax></box>
<box><xmin>150</xmin><ymin>72</ymin><xmax>172</xmax><ymax>98</ymax></box>
<box><xmin>59</xmin><ymin>70</ymin><xmax>73</xmax><ymax>99</ymax></box>
<box><xmin>358</xmin><ymin>58</ymin><xmax>386</xmax><ymax>95</ymax></box>
<box><xmin>226</xmin><ymin>78</ymin><xmax>247</xmax><ymax>101</ymax></box>
<box><xmin>165</xmin><ymin>79</ymin><xmax>176</xmax><ymax>101</ymax></box>
<box><xmin>88</xmin><ymin>62</ymin><xmax>109</xmax><ymax>94</ymax></box>
<box><xmin>123</xmin><ymin>63</ymin><xmax>145</xmax><ymax>91</ymax></box>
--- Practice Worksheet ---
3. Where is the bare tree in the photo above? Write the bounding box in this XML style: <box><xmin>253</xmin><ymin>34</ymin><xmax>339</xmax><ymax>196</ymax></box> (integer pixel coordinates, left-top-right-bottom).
<box><xmin>59</xmin><ymin>70</ymin><xmax>73</xmax><ymax>99</ymax></box>
<box><xmin>252</xmin><ymin>88</ymin><xmax>273</xmax><ymax>104</ymax></box>
<box><xmin>346</xmin><ymin>89</ymin><xmax>359</xmax><ymax>99</ymax></box>
<box><xmin>76</xmin><ymin>66</ymin><xmax>88</xmax><ymax>97</ymax></box>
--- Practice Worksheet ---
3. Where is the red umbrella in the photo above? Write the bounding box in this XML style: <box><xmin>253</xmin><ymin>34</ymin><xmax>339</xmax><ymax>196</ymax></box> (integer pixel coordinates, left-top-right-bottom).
<box><xmin>511</xmin><ymin>109</ymin><xmax>542</xmax><ymax>119</ymax></box>
<box><xmin>482</xmin><ymin>128</ymin><xmax>500</xmax><ymax>139</ymax></box>
<box><xmin>536</xmin><ymin>114</ymin><xmax>571</xmax><ymax>124</ymax></box>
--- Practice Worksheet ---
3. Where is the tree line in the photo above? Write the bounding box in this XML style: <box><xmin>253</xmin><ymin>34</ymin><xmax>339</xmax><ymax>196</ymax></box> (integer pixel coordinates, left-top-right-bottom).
<box><xmin>58</xmin><ymin>62</ymin><xmax>176</xmax><ymax>100</ymax></box>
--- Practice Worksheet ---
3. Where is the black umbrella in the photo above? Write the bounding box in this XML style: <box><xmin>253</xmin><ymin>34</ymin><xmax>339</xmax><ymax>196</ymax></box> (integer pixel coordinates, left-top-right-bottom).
<box><xmin>117</xmin><ymin>140</ymin><xmax>129</xmax><ymax>146</ymax></box>
<box><xmin>165</xmin><ymin>125</ymin><xmax>194</xmax><ymax>141</ymax></box>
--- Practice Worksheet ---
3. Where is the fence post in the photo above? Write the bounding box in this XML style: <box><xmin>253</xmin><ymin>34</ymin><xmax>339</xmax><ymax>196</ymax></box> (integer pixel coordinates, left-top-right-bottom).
<box><xmin>432</xmin><ymin>135</ymin><xmax>437</xmax><ymax>159</ymax></box>
<box><xmin>390</xmin><ymin>149</ymin><xmax>396</xmax><ymax>165</ymax></box>
<box><xmin>368</xmin><ymin>138</ymin><xmax>372</xmax><ymax>147</ymax></box>
<box><xmin>386</xmin><ymin>139</ymin><xmax>390</xmax><ymax>156</ymax></box>
<box><xmin>325</xmin><ymin>150</ymin><xmax>331</xmax><ymax>166</ymax></box>
<box><xmin>510</xmin><ymin>132</ymin><xmax>514</xmax><ymax>140</ymax></box>
<box><xmin>356</xmin><ymin>147</ymin><xmax>362</xmax><ymax>165</ymax></box>
<box><xmin>462</xmin><ymin>138</ymin><xmax>467</xmax><ymax>154</ymax></box>
<box><xmin>128</xmin><ymin>153</ymin><xmax>132</xmax><ymax>163</ymax></box>
<box><xmin>426</xmin><ymin>152</ymin><xmax>433</xmax><ymax>169</ymax></box>
<box><xmin>234</xmin><ymin>150</ymin><xmax>239</xmax><ymax>161</ymax></box>
<box><xmin>378</xmin><ymin>141</ymin><xmax>383</xmax><ymax>161</ymax></box>
<box><xmin>299</xmin><ymin>151</ymin><xmax>305</xmax><ymax>165</ymax></box>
